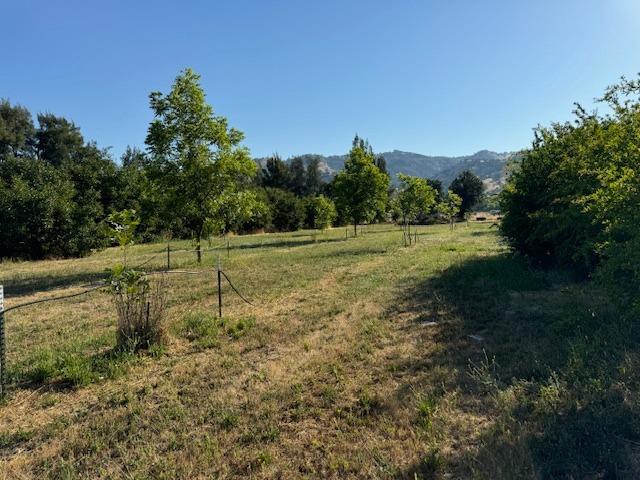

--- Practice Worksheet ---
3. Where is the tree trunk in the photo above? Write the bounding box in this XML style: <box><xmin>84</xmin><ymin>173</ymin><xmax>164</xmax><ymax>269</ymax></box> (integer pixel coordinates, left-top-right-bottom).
<box><xmin>196</xmin><ymin>234</ymin><xmax>202</xmax><ymax>264</ymax></box>
<box><xmin>353</xmin><ymin>222</ymin><xmax>358</xmax><ymax>237</ymax></box>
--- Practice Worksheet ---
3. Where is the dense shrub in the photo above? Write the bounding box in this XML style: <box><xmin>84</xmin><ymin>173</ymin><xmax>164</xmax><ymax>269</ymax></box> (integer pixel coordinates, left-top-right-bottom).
<box><xmin>265</xmin><ymin>187</ymin><xmax>305</xmax><ymax>231</ymax></box>
<box><xmin>303</xmin><ymin>195</ymin><xmax>337</xmax><ymax>230</ymax></box>
<box><xmin>501</xmin><ymin>76</ymin><xmax>640</xmax><ymax>305</ymax></box>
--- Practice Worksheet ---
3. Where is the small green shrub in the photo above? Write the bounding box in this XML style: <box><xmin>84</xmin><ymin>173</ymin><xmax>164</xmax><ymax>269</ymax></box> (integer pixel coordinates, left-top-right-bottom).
<box><xmin>180</xmin><ymin>312</ymin><xmax>256</xmax><ymax>346</ymax></box>
<box><xmin>416</xmin><ymin>395</ymin><xmax>439</xmax><ymax>431</ymax></box>
<box><xmin>181</xmin><ymin>311</ymin><xmax>220</xmax><ymax>348</ymax></box>
<box><xmin>222</xmin><ymin>316</ymin><xmax>256</xmax><ymax>339</ymax></box>
<box><xmin>11</xmin><ymin>343</ymin><xmax>135</xmax><ymax>387</ymax></box>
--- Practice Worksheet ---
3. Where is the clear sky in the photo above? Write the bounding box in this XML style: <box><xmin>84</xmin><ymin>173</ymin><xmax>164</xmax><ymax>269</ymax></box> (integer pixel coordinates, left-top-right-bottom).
<box><xmin>2</xmin><ymin>0</ymin><xmax>640</xmax><ymax>160</ymax></box>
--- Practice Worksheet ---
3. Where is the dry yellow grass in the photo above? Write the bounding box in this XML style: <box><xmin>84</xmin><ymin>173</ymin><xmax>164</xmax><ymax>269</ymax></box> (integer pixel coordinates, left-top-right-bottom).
<box><xmin>0</xmin><ymin>223</ymin><xmax>626</xmax><ymax>478</ymax></box>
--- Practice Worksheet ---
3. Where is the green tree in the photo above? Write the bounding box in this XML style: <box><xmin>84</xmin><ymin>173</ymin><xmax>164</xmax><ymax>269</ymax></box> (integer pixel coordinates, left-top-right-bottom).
<box><xmin>395</xmin><ymin>174</ymin><xmax>437</xmax><ymax>245</ymax></box>
<box><xmin>145</xmin><ymin>68</ymin><xmax>257</xmax><ymax>263</ymax></box>
<box><xmin>0</xmin><ymin>156</ymin><xmax>75</xmax><ymax>259</ymax></box>
<box><xmin>288</xmin><ymin>156</ymin><xmax>306</xmax><ymax>196</ymax></box>
<box><xmin>261</xmin><ymin>154</ymin><xmax>291</xmax><ymax>190</ymax></box>
<box><xmin>36</xmin><ymin>114</ymin><xmax>84</xmax><ymax>167</ymax></box>
<box><xmin>438</xmin><ymin>191</ymin><xmax>462</xmax><ymax>230</ymax></box>
<box><xmin>265</xmin><ymin>188</ymin><xmax>305</xmax><ymax>231</ymax></box>
<box><xmin>0</xmin><ymin>99</ymin><xmax>35</xmax><ymax>157</ymax></box>
<box><xmin>304</xmin><ymin>155</ymin><xmax>324</xmax><ymax>196</ymax></box>
<box><xmin>304</xmin><ymin>195</ymin><xmax>337</xmax><ymax>230</ymax></box>
<box><xmin>375</xmin><ymin>155</ymin><xmax>388</xmax><ymax>175</ymax></box>
<box><xmin>333</xmin><ymin>136</ymin><xmax>390</xmax><ymax>236</ymax></box>
<box><xmin>449</xmin><ymin>170</ymin><xmax>484</xmax><ymax>216</ymax></box>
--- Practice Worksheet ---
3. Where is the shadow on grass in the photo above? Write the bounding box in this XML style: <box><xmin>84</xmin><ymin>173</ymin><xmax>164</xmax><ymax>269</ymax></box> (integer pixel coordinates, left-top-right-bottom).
<box><xmin>226</xmin><ymin>237</ymin><xmax>345</xmax><ymax>251</ymax></box>
<box><xmin>1</xmin><ymin>270</ymin><xmax>106</xmax><ymax>297</ymax></box>
<box><xmin>391</xmin><ymin>253</ymin><xmax>640</xmax><ymax>479</ymax></box>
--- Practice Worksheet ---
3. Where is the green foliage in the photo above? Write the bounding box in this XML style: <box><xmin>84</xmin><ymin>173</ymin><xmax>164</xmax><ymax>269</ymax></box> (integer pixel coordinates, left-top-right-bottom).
<box><xmin>180</xmin><ymin>311</ymin><xmax>220</xmax><ymax>348</ymax></box>
<box><xmin>303</xmin><ymin>195</ymin><xmax>337</xmax><ymax>230</ymax></box>
<box><xmin>437</xmin><ymin>191</ymin><xmax>462</xmax><ymax>229</ymax></box>
<box><xmin>0</xmin><ymin>100</ymin><xmax>149</xmax><ymax>259</ymax></box>
<box><xmin>261</xmin><ymin>154</ymin><xmax>292</xmax><ymax>190</ymax></box>
<box><xmin>10</xmin><ymin>341</ymin><xmax>135</xmax><ymax>387</ymax></box>
<box><xmin>265</xmin><ymin>188</ymin><xmax>305</xmax><ymax>231</ymax></box>
<box><xmin>395</xmin><ymin>174</ymin><xmax>437</xmax><ymax>224</ymax></box>
<box><xmin>145</xmin><ymin>68</ymin><xmax>257</xmax><ymax>259</ymax></box>
<box><xmin>449</xmin><ymin>169</ymin><xmax>484</xmax><ymax>215</ymax></box>
<box><xmin>305</xmin><ymin>155</ymin><xmax>325</xmax><ymax>196</ymax></box>
<box><xmin>0</xmin><ymin>156</ymin><xmax>75</xmax><ymax>258</ymax></box>
<box><xmin>501</xmin><ymin>75</ymin><xmax>640</xmax><ymax>304</ymax></box>
<box><xmin>104</xmin><ymin>210</ymin><xmax>166</xmax><ymax>351</ymax></box>
<box><xmin>333</xmin><ymin>136</ymin><xmax>390</xmax><ymax>234</ymax></box>
<box><xmin>106</xmin><ymin>209</ymin><xmax>139</xmax><ymax>252</ymax></box>
<box><xmin>180</xmin><ymin>312</ymin><xmax>255</xmax><ymax>347</ymax></box>
<box><xmin>0</xmin><ymin>99</ymin><xmax>35</xmax><ymax>157</ymax></box>
<box><xmin>288</xmin><ymin>156</ymin><xmax>306</xmax><ymax>196</ymax></box>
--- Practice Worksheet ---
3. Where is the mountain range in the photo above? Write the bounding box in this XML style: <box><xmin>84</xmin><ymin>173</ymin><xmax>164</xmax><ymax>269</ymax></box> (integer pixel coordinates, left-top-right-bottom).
<box><xmin>260</xmin><ymin>149</ymin><xmax>521</xmax><ymax>193</ymax></box>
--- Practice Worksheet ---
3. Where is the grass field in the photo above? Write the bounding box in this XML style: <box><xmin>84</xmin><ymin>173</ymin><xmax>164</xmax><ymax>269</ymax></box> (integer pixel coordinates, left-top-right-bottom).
<box><xmin>0</xmin><ymin>223</ymin><xmax>637</xmax><ymax>479</ymax></box>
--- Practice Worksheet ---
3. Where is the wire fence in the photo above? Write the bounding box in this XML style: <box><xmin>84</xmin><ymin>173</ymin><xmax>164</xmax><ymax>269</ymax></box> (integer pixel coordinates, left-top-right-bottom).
<box><xmin>0</xmin><ymin>254</ymin><xmax>254</xmax><ymax>398</ymax></box>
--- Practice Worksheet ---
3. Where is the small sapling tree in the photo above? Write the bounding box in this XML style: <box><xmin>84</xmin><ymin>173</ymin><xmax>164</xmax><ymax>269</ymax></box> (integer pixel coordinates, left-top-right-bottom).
<box><xmin>438</xmin><ymin>192</ymin><xmax>462</xmax><ymax>230</ymax></box>
<box><xmin>306</xmin><ymin>195</ymin><xmax>337</xmax><ymax>231</ymax></box>
<box><xmin>395</xmin><ymin>174</ymin><xmax>437</xmax><ymax>245</ymax></box>
<box><xmin>105</xmin><ymin>210</ymin><xmax>166</xmax><ymax>351</ymax></box>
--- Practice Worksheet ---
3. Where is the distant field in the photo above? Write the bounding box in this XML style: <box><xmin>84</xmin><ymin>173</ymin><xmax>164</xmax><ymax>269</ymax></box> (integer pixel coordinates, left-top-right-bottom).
<box><xmin>0</xmin><ymin>223</ymin><xmax>631</xmax><ymax>478</ymax></box>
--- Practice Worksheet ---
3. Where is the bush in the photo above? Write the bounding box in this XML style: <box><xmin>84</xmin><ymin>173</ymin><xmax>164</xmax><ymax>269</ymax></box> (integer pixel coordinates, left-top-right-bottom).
<box><xmin>303</xmin><ymin>195</ymin><xmax>337</xmax><ymax>230</ymax></box>
<box><xmin>108</xmin><ymin>267</ymin><xmax>167</xmax><ymax>351</ymax></box>
<box><xmin>501</xmin><ymin>76</ymin><xmax>640</xmax><ymax>308</ymax></box>
<box><xmin>265</xmin><ymin>188</ymin><xmax>305</xmax><ymax>231</ymax></box>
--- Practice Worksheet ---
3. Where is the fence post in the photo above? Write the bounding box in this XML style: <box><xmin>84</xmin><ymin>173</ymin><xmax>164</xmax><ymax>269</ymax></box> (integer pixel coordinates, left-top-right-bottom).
<box><xmin>166</xmin><ymin>243</ymin><xmax>171</xmax><ymax>271</ymax></box>
<box><xmin>0</xmin><ymin>285</ymin><xmax>5</xmax><ymax>399</ymax></box>
<box><xmin>217</xmin><ymin>256</ymin><xmax>222</xmax><ymax>318</ymax></box>
<box><xmin>226</xmin><ymin>238</ymin><xmax>230</xmax><ymax>258</ymax></box>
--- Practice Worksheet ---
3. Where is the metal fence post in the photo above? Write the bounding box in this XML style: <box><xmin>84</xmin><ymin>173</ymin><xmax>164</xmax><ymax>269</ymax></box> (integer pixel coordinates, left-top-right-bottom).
<box><xmin>167</xmin><ymin>243</ymin><xmax>171</xmax><ymax>270</ymax></box>
<box><xmin>217</xmin><ymin>256</ymin><xmax>222</xmax><ymax>318</ymax></box>
<box><xmin>0</xmin><ymin>285</ymin><xmax>6</xmax><ymax>399</ymax></box>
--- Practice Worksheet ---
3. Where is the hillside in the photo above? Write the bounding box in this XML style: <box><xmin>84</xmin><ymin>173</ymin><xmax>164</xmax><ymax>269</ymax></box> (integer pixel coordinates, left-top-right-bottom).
<box><xmin>258</xmin><ymin>150</ymin><xmax>520</xmax><ymax>193</ymax></box>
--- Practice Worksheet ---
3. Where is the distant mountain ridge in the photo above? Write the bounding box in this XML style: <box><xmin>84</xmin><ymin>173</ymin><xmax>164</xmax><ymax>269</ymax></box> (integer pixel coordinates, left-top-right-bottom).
<box><xmin>257</xmin><ymin>149</ymin><xmax>520</xmax><ymax>193</ymax></box>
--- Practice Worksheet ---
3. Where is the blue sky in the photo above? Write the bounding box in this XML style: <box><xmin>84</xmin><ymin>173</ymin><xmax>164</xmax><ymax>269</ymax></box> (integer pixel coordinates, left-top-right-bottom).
<box><xmin>2</xmin><ymin>1</ymin><xmax>640</xmax><ymax>160</ymax></box>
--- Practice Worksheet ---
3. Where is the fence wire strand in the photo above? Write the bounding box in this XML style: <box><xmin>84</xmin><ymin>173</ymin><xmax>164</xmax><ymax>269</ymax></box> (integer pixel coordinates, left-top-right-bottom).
<box><xmin>220</xmin><ymin>271</ymin><xmax>255</xmax><ymax>306</ymax></box>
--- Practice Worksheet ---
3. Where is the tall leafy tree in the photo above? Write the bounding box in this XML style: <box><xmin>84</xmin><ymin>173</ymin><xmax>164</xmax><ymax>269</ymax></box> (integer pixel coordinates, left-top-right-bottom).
<box><xmin>288</xmin><ymin>156</ymin><xmax>306</xmax><ymax>196</ymax></box>
<box><xmin>425</xmin><ymin>178</ymin><xmax>444</xmax><ymax>202</ymax></box>
<box><xmin>449</xmin><ymin>170</ymin><xmax>484</xmax><ymax>216</ymax></box>
<box><xmin>0</xmin><ymin>99</ymin><xmax>35</xmax><ymax>158</ymax></box>
<box><xmin>145</xmin><ymin>68</ymin><xmax>257</xmax><ymax>262</ymax></box>
<box><xmin>333</xmin><ymin>136</ymin><xmax>389</xmax><ymax>235</ymax></box>
<box><xmin>36</xmin><ymin>114</ymin><xmax>84</xmax><ymax>167</ymax></box>
<box><xmin>261</xmin><ymin>154</ymin><xmax>291</xmax><ymax>190</ymax></box>
<box><xmin>375</xmin><ymin>155</ymin><xmax>388</xmax><ymax>176</ymax></box>
<box><xmin>305</xmin><ymin>155</ymin><xmax>324</xmax><ymax>196</ymax></box>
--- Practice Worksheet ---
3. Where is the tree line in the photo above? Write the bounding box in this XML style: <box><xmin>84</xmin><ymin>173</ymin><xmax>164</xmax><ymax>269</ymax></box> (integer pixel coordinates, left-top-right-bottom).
<box><xmin>0</xmin><ymin>68</ymin><xmax>484</xmax><ymax>260</ymax></box>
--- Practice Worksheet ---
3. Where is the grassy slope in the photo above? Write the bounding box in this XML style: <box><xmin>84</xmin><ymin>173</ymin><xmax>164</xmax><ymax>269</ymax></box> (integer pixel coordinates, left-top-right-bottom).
<box><xmin>0</xmin><ymin>223</ymin><xmax>637</xmax><ymax>479</ymax></box>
